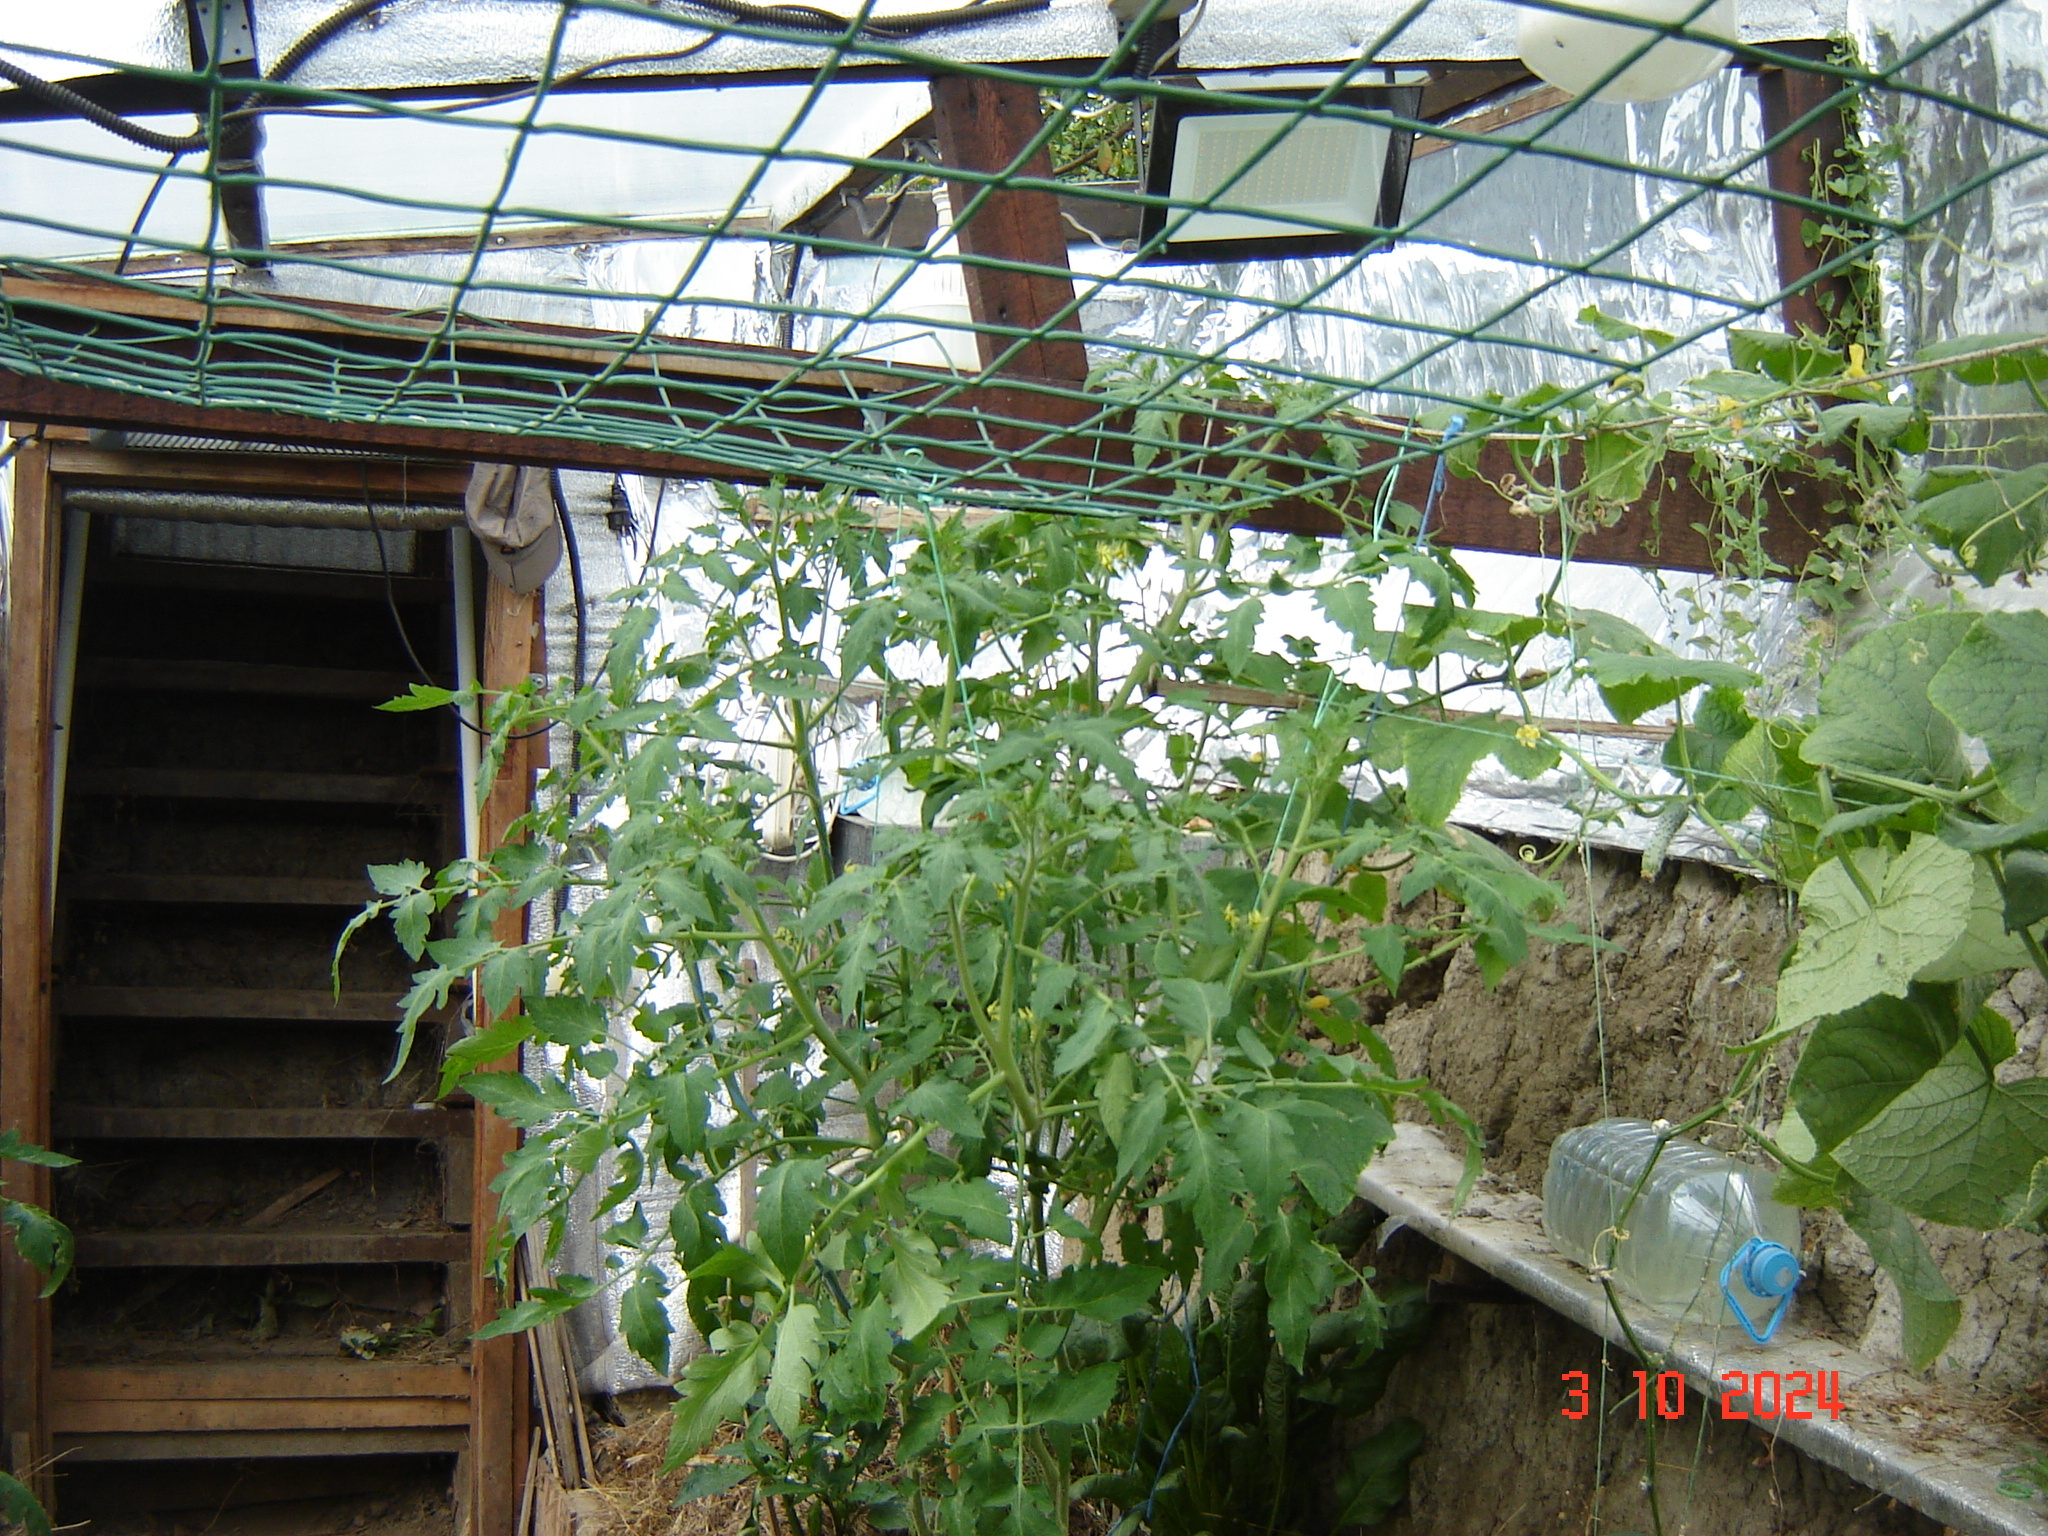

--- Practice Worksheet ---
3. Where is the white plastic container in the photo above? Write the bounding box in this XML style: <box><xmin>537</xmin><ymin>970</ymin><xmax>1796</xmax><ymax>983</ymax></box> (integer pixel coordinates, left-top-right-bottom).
<box><xmin>1543</xmin><ymin>1117</ymin><xmax>1802</xmax><ymax>1343</ymax></box>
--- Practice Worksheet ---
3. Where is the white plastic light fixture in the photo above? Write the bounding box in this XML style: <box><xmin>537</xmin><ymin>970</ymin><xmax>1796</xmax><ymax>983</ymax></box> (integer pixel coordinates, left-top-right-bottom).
<box><xmin>1138</xmin><ymin>81</ymin><xmax>1421</xmax><ymax>262</ymax></box>
<box><xmin>1516</xmin><ymin>0</ymin><xmax>1736</xmax><ymax>104</ymax></box>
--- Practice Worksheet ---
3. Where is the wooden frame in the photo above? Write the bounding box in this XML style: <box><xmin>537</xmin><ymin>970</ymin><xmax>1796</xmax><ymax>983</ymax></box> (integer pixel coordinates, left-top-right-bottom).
<box><xmin>1</xmin><ymin>438</ymin><xmax>535</xmax><ymax>1531</ymax></box>
<box><xmin>2</xmin><ymin>439</ymin><xmax>62</xmax><ymax>1503</ymax></box>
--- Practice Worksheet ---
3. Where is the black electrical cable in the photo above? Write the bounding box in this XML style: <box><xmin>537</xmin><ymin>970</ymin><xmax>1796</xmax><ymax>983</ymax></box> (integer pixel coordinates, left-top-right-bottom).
<box><xmin>360</xmin><ymin>476</ymin><xmax>552</xmax><ymax>741</ymax></box>
<box><xmin>0</xmin><ymin>57</ymin><xmax>211</xmax><ymax>153</ymax></box>
<box><xmin>548</xmin><ymin>471</ymin><xmax>589</xmax><ymax>929</ymax></box>
<box><xmin>114</xmin><ymin>150</ymin><xmax>192</xmax><ymax>275</ymax></box>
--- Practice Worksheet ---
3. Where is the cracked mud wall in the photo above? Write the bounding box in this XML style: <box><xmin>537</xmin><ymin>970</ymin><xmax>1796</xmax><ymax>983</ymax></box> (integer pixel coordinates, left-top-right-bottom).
<box><xmin>1325</xmin><ymin>844</ymin><xmax>2048</xmax><ymax>1532</ymax></box>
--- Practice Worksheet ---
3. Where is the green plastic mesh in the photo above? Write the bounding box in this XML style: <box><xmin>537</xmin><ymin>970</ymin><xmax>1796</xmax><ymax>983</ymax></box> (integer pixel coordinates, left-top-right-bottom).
<box><xmin>0</xmin><ymin>0</ymin><xmax>2040</xmax><ymax>531</ymax></box>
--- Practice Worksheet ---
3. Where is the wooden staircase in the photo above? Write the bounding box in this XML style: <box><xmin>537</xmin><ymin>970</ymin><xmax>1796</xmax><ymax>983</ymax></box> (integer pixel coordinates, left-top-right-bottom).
<box><xmin>44</xmin><ymin>491</ymin><xmax>474</xmax><ymax>1479</ymax></box>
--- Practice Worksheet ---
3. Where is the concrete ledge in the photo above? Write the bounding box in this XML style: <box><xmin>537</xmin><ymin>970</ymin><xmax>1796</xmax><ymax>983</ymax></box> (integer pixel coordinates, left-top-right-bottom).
<box><xmin>1358</xmin><ymin>1123</ymin><xmax>2048</xmax><ymax>1536</ymax></box>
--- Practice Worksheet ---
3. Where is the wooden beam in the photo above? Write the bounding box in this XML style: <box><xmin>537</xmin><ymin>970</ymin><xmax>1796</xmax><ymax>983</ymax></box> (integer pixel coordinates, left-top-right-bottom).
<box><xmin>71</xmin><ymin>768</ymin><xmax>440</xmax><ymax>806</ymax></box>
<box><xmin>56</xmin><ymin>986</ymin><xmax>405</xmax><ymax>1022</ymax></box>
<box><xmin>65</xmin><ymin>874</ymin><xmax>374</xmax><ymax>906</ymax></box>
<box><xmin>0</xmin><ymin>278</ymin><xmax>1838</xmax><ymax>572</ymax></box>
<box><xmin>52</xmin><ymin>1399</ymin><xmax>471</xmax><ymax>1435</ymax></box>
<box><xmin>45</xmin><ymin>443</ymin><xmax>469</xmax><ymax>499</ymax></box>
<box><xmin>55</xmin><ymin>1427</ymin><xmax>470</xmax><ymax>1461</ymax></box>
<box><xmin>1756</xmin><ymin>43</ymin><xmax>1862</xmax><ymax>340</ymax></box>
<box><xmin>1</xmin><ymin>442</ymin><xmax>60</xmax><ymax>1501</ymax></box>
<box><xmin>73</xmin><ymin>1230</ymin><xmax>469</xmax><ymax>1267</ymax></box>
<box><xmin>52</xmin><ymin>1107</ymin><xmax>471</xmax><ymax>1141</ymax></box>
<box><xmin>78</xmin><ymin>657</ymin><xmax>428</xmax><ymax>702</ymax></box>
<box><xmin>471</xmin><ymin>577</ymin><xmax>539</xmax><ymax>1536</ymax></box>
<box><xmin>90</xmin><ymin>559</ymin><xmax>445</xmax><ymax>607</ymax></box>
<box><xmin>53</xmin><ymin>1361</ymin><xmax>470</xmax><ymax>1401</ymax></box>
<box><xmin>929</xmin><ymin>74</ymin><xmax>1092</xmax><ymax>386</ymax></box>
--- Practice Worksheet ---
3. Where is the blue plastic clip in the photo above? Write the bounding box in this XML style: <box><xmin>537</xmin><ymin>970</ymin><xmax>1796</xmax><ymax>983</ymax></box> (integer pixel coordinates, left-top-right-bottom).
<box><xmin>1719</xmin><ymin>1237</ymin><xmax>1800</xmax><ymax>1344</ymax></box>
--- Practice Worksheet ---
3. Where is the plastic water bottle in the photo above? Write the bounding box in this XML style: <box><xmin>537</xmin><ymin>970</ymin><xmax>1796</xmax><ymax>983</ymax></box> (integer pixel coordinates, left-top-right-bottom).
<box><xmin>1542</xmin><ymin>1118</ymin><xmax>1803</xmax><ymax>1344</ymax></box>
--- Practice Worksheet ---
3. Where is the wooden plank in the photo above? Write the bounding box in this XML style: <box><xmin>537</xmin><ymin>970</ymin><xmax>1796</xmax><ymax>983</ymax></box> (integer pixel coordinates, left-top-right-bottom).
<box><xmin>78</xmin><ymin>656</ymin><xmax>427</xmax><ymax>702</ymax></box>
<box><xmin>1</xmin><ymin>277</ymin><xmax>901</xmax><ymax>395</ymax></box>
<box><xmin>57</xmin><ymin>986</ymin><xmax>404</xmax><ymax>1022</ymax></box>
<box><xmin>52</xmin><ymin>1398</ymin><xmax>472</xmax><ymax>1434</ymax></box>
<box><xmin>66</xmin><ymin>874</ymin><xmax>373</xmax><ymax>906</ymax></box>
<box><xmin>53</xmin><ymin>1360</ymin><xmax>470</xmax><ymax>1401</ymax></box>
<box><xmin>1757</xmin><ymin>44</ymin><xmax>1861</xmax><ymax>339</ymax></box>
<box><xmin>72</xmin><ymin>767</ymin><xmax>438</xmax><ymax>806</ymax></box>
<box><xmin>45</xmin><ymin>443</ymin><xmax>469</xmax><ymax>501</ymax></box>
<box><xmin>472</xmin><ymin>578</ymin><xmax>539</xmax><ymax>1536</ymax></box>
<box><xmin>55</xmin><ymin>1427</ymin><xmax>469</xmax><ymax>1461</ymax></box>
<box><xmin>1</xmin><ymin>442</ymin><xmax>61</xmax><ymax>1498</ymax></box>
<box><xmin>74</xmin><ymin>1230</ymin><xmax>470</xmax><ymax>1267</ymax></box>
<box><xmin>242</xmin><ymin>1169</ymin><xmax>346</xmax><ymax>1230</ymax></box>
<box><xmin>67</xmin><ymin>216</ymin><xmax>777</xmax><ymax>280</ymax></box>
<box><xmin>53</xmin><ymin>1107</ymin><xmax>471</xmax><ymax>1141</ymax></box>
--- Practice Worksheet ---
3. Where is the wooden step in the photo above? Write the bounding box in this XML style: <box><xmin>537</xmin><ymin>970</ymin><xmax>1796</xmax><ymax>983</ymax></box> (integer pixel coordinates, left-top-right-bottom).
<box><xmin>58</xmin><ymin>987</ymin><xmax>406</xmax><ymax>1023</ymax></box>
<box><xmin>53</xmin><ymin>1360</ymin><xmax>471</xmax><ymax>1435</ymax></box>
<box><xmin>53</xmin><ymin>1398</ymin><xmax>471</xmax><ymax>1433</ymax></box>
<box><xmin>74</xmin><ymin>1229</ymin><xmax>469</xmax><ymax>1267</ymax></box>
<box><xmin>79</xmin><ymin>656</ymin><xmax>427</xmax><ymax>702</ymax></box>
<box><xmin>55</xmin><ymin>1360</ymin><xmax>470</xmax><ymax>1401</ymax></box>
<box><xmin>72</xmin><ymin>767</ymin><xmax>443</xmax><ymax>806</ymax></box>
<box><xmin>52</xmin><ymin>1409</ymin><xmax>471</xmax><ymax>1441</ymax></box>
<box><xmin>55</xmin><ymin>1107</ymin><xmax>470</xmax><ymax>1141</ymax></box>
<box><xmin>55</xmin><ymin>1427</ymin><xmax>469</xmax><ymax>1461</ymax></box>
<box><xmin>94</xmin><ymin>556</ymin><xmax>445</xmax><ymax>605</ymax></box>
<box><xmin>66</xmin><ymin>874</ymin><xmax>373</xmax><ymax>906</ymax></box>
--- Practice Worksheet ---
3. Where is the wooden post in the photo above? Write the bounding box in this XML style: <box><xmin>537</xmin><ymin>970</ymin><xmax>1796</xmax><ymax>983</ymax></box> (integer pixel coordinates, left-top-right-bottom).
<box><xmin>469</xmin><ymin>574</ymin><xmax>539</xmax><ymax>1536</ymax></box>
<box><xmin>928</xmin><ymin>75</ymin><xmax>1092</xmax><ymax>388</ymax></box>
<box><xmin>1</xmin><ymin>443</ymin><xmax>61</xmax><ymax>1503</ymax></box>
<box><xmin>1756</xmin><ymin>44</ymin><xmax>1863</xmax><ymax>340</ymax></box>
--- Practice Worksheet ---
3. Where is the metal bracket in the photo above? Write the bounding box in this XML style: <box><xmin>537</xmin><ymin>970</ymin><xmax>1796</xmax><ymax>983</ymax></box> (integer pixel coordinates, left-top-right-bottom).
<box><xmin>187</xmin><ymin>0</ymin><xmax>258</xmax><ymax>70</ymax></box>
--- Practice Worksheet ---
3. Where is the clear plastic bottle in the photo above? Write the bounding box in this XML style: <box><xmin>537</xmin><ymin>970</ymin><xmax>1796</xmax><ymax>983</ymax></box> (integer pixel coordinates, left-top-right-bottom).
<box><xmin>1543</xmin><ymin>1118</ymin><xmax>1803</xmax><ymax>1343</ymax></box>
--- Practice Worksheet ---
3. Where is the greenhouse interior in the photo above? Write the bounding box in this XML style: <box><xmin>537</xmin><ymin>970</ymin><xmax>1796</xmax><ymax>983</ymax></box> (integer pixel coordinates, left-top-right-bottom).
<box><xmin>0</xmin><ymin>0</ymin><xmax>2043</xmax><ymax>1532</ymax></box>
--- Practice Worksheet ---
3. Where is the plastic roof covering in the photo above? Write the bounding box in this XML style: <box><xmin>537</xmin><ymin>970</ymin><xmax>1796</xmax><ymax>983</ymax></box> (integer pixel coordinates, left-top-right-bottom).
<box><xmin>0</xmin><ymin>81</ymin><xmax>932</xmax><ymax>256</ymax></box>
<box><xmin>0</xmin><ymin>0</ymin><xmax>1848</xmax><ymax>262</ymax></box>
<box><xmin>0</xmin><ymin>0</ymin><xmax>1849</xmax><ymax>86</ymax></box>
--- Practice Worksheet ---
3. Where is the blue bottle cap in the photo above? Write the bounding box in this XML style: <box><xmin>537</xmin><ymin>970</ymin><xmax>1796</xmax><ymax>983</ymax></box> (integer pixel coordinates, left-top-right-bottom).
<box><xmin>1743</xmin><ymin>1241</ymin><xmax>1801</xmax><ymax>1298</ymax></box>
<box><xmin>1720</xmin><ymin>1237</ymin><xmax>1801</xmax><ymax>1344</ymax></box>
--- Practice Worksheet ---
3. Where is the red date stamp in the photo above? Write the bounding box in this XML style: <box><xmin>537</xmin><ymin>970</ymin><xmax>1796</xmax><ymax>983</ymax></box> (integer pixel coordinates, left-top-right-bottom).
<box><xmin>1562</xmin><ymin>1370</ymin><xmax>1844</xmax><ymax>1420</ymax></box>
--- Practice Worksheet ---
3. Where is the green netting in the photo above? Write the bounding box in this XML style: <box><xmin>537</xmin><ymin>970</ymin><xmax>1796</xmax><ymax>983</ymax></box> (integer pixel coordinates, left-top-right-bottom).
<box><xmin>0</xmin><ymin>0</ymin><xmax>2041</xmax><ymax>545</ymax></box>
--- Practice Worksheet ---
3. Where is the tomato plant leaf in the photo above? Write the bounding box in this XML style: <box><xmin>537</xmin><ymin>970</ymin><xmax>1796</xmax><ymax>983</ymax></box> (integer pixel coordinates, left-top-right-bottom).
<box><xmin>621</xmin><ymin>1263</ymin><xmax>674</xmax><ymax>1374</ymax></box>
<box><xmin>766</xmin><ymin>1301</ymin><xmax>821</xmax><ymax>1436</ymax></box>
<box><xmin>667</xmin><ymin>1324</ymin><xmax>769</xmax><ymax>1465</ymax></box>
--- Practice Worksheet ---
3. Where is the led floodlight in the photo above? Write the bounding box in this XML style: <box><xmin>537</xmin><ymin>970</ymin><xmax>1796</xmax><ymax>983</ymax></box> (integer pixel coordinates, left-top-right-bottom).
<box><xmin>1138</xmin><ymin>81</ymin><xmax>1422</xmax><ymax>263</ymax></box>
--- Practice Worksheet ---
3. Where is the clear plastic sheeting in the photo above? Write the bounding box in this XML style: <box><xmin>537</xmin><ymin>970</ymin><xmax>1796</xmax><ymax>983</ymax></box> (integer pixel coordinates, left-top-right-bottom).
<box><xmin>0</xmin><ymin>0</ymin><xmax>1117</xmax><ymax>90</ymax></box>
<box><xmin>0</xmin><ymin>80</ymin><xmax>930</xmax><ymax>258</ymax></box>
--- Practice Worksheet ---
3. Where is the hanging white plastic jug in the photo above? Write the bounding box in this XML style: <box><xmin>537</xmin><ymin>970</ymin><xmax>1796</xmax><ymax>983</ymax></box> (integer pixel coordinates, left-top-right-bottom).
<box><xmin>1516</xmin><ymin>0</ymin><xmax>1736</xmax><ymax>104</ymax></box>
<box><xmin>1543</xmin><ymin>1117</ymin><xmax>1802</xmax><ymax>1344</ymax></box>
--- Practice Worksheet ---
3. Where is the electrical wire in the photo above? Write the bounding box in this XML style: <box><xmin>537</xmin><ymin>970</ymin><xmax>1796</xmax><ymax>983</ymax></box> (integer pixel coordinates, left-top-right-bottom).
<box><xmin>360</xmin><ymin>476</ymin><xmax>552</xmax><ymax>741</ymax></box>
<box><xmin>0</xmin><ymin>0</ymin><xmax>1050</xmax><ymax>154</ymax></box>
<box><xmin>113</xmin><ymin>151</ymin><xmax>191</xmax><ymax>275</ymax></box>
<box><xmin>549</xmin><ymin>470</ymin><xmax>590</xmax><ymax>929</ymax></box>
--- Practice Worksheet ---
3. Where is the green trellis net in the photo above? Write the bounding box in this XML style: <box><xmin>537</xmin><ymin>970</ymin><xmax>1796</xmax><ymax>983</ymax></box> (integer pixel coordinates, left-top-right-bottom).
<box><xmin>0</xmin><ymin>0</ymin><xmax>2040</xmax><ymax>542</ymax></box>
